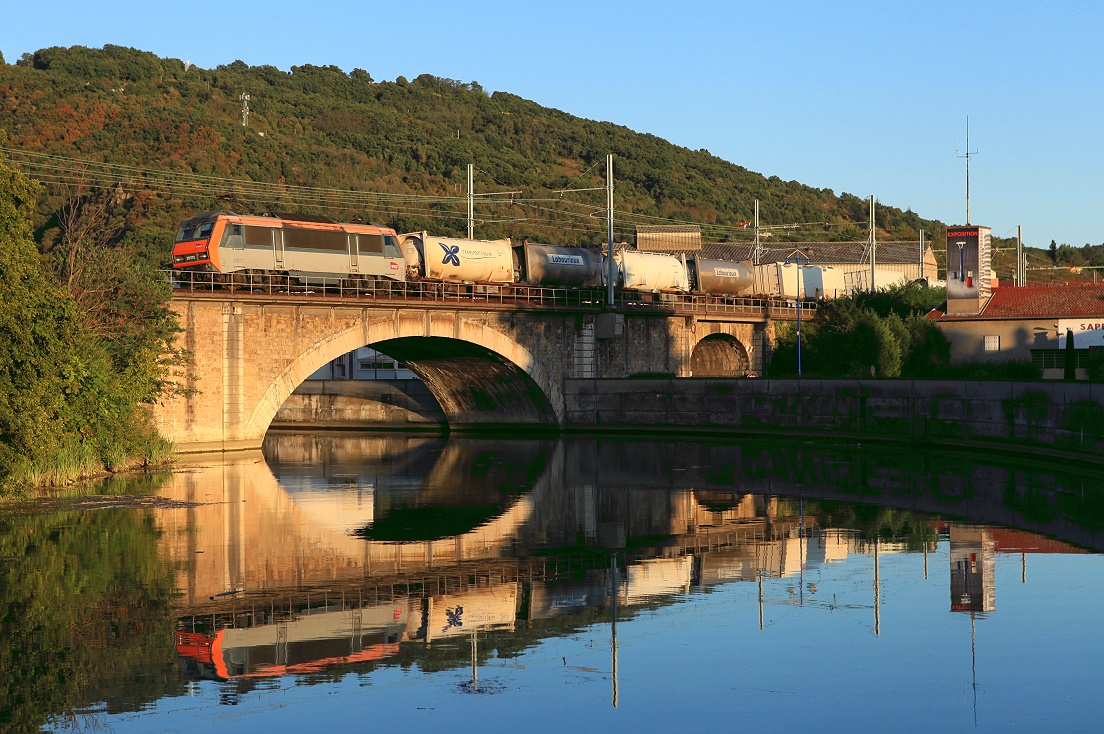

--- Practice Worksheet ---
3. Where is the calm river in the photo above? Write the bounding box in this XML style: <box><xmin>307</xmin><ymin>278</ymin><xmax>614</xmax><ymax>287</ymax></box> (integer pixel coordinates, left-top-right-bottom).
<box><xmin>3</xmin><ymin>432</ymin><xmax>1104</xmax><ymax>733</ymax></box>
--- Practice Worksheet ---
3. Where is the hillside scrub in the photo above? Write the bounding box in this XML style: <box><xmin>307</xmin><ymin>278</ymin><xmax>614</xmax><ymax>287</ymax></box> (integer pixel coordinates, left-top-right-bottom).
<box><xmin>1</xmin><ymin>45</ymin><xmax>947</xmax><ymax>260</ymax></box>
<box><xmin>0</xmin><ymin>150</ymin><xmax>174</xmax><ymax>494</ymax></box>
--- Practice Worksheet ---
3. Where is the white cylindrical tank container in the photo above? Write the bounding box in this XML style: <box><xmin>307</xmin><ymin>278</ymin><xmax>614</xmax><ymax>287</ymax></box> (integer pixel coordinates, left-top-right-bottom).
<box><xmin>400</xmin><ymin>232</ymin><xmax>515</xmax><ymax>284</ymax></box>
<box><xmin>615</xmin><ymin>250</ymin><xmax>689</xmax><ymax>292</ymax></box>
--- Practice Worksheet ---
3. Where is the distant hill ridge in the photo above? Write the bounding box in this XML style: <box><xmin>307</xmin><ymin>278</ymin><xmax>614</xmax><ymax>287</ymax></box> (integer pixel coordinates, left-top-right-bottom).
<box><xmin>2</xmin><ymin>44</ymin><xmax>947</xmax><ymax>263</ymax></box>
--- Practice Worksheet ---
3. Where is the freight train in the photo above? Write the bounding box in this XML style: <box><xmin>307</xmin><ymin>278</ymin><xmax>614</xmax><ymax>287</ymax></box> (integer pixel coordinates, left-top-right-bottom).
<box><xmin>171</xmin><ymin>210</ymin><xmax>893</xmax><ymax>300</ymax></box>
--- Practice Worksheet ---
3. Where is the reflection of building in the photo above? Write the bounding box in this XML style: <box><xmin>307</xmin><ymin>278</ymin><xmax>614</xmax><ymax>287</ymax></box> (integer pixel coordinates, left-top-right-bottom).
<box><xmin>949</xmin><ymin>525</ymin><xmax>996</xmax><ymax>613</ymax></box>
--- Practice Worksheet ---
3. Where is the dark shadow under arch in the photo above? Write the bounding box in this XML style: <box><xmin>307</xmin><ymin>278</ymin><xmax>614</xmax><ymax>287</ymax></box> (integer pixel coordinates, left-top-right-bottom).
<box><xmin>690</xmin><ymin>334</ymin><xmax>750</xmax><ymax>377</ymax></box>
<box><xmin>371</xmin><ymin>336</ymin><xmax>558</xmax><ymax>433</ymax></box>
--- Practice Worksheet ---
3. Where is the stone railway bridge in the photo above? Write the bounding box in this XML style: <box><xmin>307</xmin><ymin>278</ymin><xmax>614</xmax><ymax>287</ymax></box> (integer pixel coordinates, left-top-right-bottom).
<box><xmin>154</xmin><ymin>289</ymin><xmax>801</xmax><ymax>451</ymax></box>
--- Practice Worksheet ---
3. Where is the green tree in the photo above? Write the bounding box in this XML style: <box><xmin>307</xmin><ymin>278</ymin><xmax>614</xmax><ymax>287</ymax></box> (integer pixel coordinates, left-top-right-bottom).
<box><xmin>0</xmin><ymin>148</ymin><xmax>172</xmax><ymax>492</ymax></box>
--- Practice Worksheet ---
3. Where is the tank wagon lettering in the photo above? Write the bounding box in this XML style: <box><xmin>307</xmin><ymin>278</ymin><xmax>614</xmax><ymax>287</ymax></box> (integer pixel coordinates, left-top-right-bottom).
<box><xmin>548</xmin><ymin>254</ymin><xmax>584</xmax><ymax>266</ymax></box>
<box><xmin>714</xmin><ymin>268</ymin><xmax>741</xmax><ymax>278</ymax></box>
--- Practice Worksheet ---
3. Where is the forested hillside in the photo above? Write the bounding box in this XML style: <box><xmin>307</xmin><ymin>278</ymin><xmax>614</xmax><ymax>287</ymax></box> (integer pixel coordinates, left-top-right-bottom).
<box><xmin>0</xmin><ymin>44</ymin><xmax>947</xmax><ymax>265</ymax></box>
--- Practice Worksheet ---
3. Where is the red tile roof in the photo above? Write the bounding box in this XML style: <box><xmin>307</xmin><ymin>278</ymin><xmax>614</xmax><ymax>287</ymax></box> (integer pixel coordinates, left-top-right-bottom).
<box><xmin>938</xmin><ymin>284</ymin><xmax>1104</xmax><ymax>321</ymax></box>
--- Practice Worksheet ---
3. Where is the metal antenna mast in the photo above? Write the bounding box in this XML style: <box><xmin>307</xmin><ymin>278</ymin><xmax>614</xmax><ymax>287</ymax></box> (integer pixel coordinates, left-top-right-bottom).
<box><xmin>240</xmin><ymin>92</ymin><xmax>250</xmax><ymax>127</ymax></box>
<box><xmin>956</xmin><ymin>116</ymin><xmax>978</xmax><ymax>224</ymax></box>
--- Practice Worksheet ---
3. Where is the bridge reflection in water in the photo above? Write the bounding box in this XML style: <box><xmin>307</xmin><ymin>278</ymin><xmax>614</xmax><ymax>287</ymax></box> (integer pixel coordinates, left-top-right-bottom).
<box><xmin>156</xmin><ymin>433</ymin><xmax>1103</xmax><ymax>688</ymax></box>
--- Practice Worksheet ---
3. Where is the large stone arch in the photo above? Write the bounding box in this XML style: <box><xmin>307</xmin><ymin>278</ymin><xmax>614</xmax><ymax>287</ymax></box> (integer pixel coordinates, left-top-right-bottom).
<box><xmin>245</xmin><ymin>312</ymin><xmax>563</xmax><ymax>438</ymax></box>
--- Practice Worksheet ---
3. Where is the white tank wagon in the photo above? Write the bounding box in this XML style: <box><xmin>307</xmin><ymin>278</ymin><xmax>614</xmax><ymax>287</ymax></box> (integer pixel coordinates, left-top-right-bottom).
<box><xmin>399</xmin><ymin>232</ymin><xmax>516</xmax><ymax>284</ymax></box>
<box><xmin>518</xmin><ymin>243</ymin><xmax>604</xmax><ymax>287</ymax></box>
<box><xmin>615</xmin><ymin>250</ymin><xmax>690</xmax><ymax>292</ymax></box>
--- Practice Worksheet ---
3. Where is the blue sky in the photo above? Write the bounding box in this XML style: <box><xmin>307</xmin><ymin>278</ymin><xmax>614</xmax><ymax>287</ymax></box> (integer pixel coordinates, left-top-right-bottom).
<box><xmin>3</xmin><ymin>1</ymin><xmax>1102</xmax><ymax>247</ymax></box>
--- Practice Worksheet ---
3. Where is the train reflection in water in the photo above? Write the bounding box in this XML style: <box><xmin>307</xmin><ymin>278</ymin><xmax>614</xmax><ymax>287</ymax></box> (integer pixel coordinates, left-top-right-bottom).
<box><xmin>163</xmin><ymin>433</ymin><xmax>1100</xmax><ymax>684</ymax></box>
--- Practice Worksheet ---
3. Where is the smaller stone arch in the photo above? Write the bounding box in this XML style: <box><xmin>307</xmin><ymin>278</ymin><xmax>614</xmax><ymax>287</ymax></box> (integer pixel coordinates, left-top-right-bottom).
<box><xmin>690</xmin><ymin>333</ymin><xmax>750</xmax><ymax>377</ymax></box>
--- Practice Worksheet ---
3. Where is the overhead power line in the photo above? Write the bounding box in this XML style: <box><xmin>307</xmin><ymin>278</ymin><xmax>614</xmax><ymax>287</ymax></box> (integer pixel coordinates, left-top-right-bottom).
<box><xmin>1</xmin><ymin>146</ymin><xmax>858</xmax><ymax>242</ymax></box>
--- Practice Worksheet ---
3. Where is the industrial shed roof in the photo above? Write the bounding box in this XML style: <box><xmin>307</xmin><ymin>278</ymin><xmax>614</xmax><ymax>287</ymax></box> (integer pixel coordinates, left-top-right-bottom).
<box><xmin>697</xmin><ymin>241</ymin><xmax>931</xmax><ymax>265</ymax></box>
<box><xmin>935</xmin><ymin>284</ymin><xmax>1104</xmax><ymax>321</ymax></box>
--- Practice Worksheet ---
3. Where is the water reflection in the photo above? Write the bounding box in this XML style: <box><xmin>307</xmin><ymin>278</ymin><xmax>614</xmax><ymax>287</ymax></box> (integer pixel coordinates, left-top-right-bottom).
<box><xmin>154</xmin><ymin>435</ymin><xmax>1104</xmax><ymax>687</ymax></box>
<box><xmin>5</xmin><ymin>434</ymin><xmax>1104</xmax><ymax>732</ymax></box>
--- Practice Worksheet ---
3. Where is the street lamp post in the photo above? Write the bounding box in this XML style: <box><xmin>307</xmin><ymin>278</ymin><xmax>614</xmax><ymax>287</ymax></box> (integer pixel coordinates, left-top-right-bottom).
<box><xmin>784</xmin><ymin>249</ymin><xmax>813</xmax><ymax>377</ymax></box>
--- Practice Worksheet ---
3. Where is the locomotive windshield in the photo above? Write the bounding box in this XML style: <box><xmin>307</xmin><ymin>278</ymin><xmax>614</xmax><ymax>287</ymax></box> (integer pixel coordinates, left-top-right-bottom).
<box><xmin>175</xmin><ymin>220</ymin><xmax>215</xmax><ymax>243</ymax></box>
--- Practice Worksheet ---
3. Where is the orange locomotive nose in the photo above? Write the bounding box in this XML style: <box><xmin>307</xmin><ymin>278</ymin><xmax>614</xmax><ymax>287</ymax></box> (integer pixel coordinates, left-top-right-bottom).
<box><xmin>171</xmin><ymin>239</ymin><xmax>212</xmax><ymax>268</ymax></box>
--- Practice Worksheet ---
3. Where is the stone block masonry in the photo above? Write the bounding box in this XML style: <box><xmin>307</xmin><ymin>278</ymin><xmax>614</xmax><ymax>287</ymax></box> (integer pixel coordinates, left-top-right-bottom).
<box><xmin>563</xmin><ymin>378</ymin><xmax>1104</xmax><ymax>460</ymax></box>
<box><xmin>152</xmin><ymin>293</ymin><xmax>773</xmax><ymax>452</ymax></box>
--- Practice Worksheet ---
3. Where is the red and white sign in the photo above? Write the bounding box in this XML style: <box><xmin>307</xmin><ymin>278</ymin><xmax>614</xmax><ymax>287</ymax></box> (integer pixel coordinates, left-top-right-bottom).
<box><xmin>1058</xmin><ymin>319</ymin><xmax>1104</xmax><ymax>348</ymax></box>
<box><xmin>389</xmin><ymin>261</ymin><xmax>399</xmax><ymax>270</ymax></box>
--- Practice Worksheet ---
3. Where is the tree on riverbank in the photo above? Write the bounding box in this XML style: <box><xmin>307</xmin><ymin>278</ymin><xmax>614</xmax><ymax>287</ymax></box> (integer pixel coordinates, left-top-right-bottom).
<box><xmin>768</xmin><ymin>282</ymin><xmax>950</xmax><ymax>378</ymax></box>
<box><xmin>0</xmin><ymin>149</ymin><xmax>174</xmax><ymax>493</ymax></box>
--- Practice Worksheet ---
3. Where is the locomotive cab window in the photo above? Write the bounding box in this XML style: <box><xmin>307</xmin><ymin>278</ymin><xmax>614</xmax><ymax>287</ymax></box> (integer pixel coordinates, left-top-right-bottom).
<box><xmin>177</xmin><ymin>221</ymin><xmax>215</xmax><ymax>242</ymax></box>
<box><xmin>383</xmin><ymin>235</ymin><xmax>401</xmax><ymax>257</ymax></box>
<box><xmin>221</xmin><ymin>224</ymin><xmax>244</xmax><ymax>249</ymax></box>
<box><xmin>358</xmin><ymin>234</ymin><xmax>384</xmax><ymax>255</ymax></box>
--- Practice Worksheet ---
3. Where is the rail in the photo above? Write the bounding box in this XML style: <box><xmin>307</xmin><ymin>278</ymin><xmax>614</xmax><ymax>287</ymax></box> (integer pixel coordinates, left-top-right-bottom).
<box><xmin>165</xmin><ymin>270</ymin><xmax>815</xmax><ymax>321</ymax></box>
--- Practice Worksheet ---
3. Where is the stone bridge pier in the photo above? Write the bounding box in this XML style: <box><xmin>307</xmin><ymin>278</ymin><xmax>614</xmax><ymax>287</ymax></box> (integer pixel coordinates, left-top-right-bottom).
<box><xmin>153</xmin><ymin>295</ymin><xmax>772</xmax><ymax>452</ymax></box>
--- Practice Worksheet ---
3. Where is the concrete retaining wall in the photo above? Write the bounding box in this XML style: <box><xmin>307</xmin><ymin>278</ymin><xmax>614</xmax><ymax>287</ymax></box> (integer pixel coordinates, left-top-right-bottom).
<box><xmin>272</xmin><ymin>379</ymin><xmax>446</xmax><ymax>430</ymax></box>
<box><xmin>563</xmin><ymin>378</ymin><xmax>1104</xmax><ymax>456</ymax></box>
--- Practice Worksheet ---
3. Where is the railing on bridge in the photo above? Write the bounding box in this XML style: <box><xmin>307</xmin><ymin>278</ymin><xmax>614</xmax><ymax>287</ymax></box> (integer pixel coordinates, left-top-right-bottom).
<box><xmin>166</xmin><ymin>270</ymin><xmax>814</xmax><ymax>321</ymax></box>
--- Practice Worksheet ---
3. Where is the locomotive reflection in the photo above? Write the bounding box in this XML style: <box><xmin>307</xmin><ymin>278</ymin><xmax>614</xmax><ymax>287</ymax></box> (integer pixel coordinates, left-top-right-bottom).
<box><xmin>177</xmin><ymin>600</ymin><xmax>410</xmax><ymax>681</ymax></box>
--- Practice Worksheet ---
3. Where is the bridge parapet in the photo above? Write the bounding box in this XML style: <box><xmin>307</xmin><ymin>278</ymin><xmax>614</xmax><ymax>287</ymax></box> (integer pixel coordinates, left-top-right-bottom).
<box><xmin>167</xmin><ymin>270</ymin><xmax>812</xmax><ymax>321</ymax></box>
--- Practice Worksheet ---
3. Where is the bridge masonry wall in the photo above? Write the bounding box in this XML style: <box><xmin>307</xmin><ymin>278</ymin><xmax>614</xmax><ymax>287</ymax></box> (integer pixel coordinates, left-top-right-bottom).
<box><xmin>153</xmin><ymin>296</ymin><xmax>772</xmax><ymax>451</ymax></box>
<box><xmin>563</xmin><ymin>378</ymin><xmax>1104</xmax><ymax>458</ymax></box>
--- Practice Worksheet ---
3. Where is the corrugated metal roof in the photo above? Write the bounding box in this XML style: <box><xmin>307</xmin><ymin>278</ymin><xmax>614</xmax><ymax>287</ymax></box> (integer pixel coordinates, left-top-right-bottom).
<box><xmin>636</xmin><ymin>225</ymin><xmax>702</xmax><ymax>252</ymax></box>
<box><xmin>698</xmin><ymin>241</ymin><xmax>930</xmax><ymax>265</ymax></box>
<box><xmin>937</xmin><ymin>284</ymin><xmax>1104</xmax><ymax>320</ymax></box>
